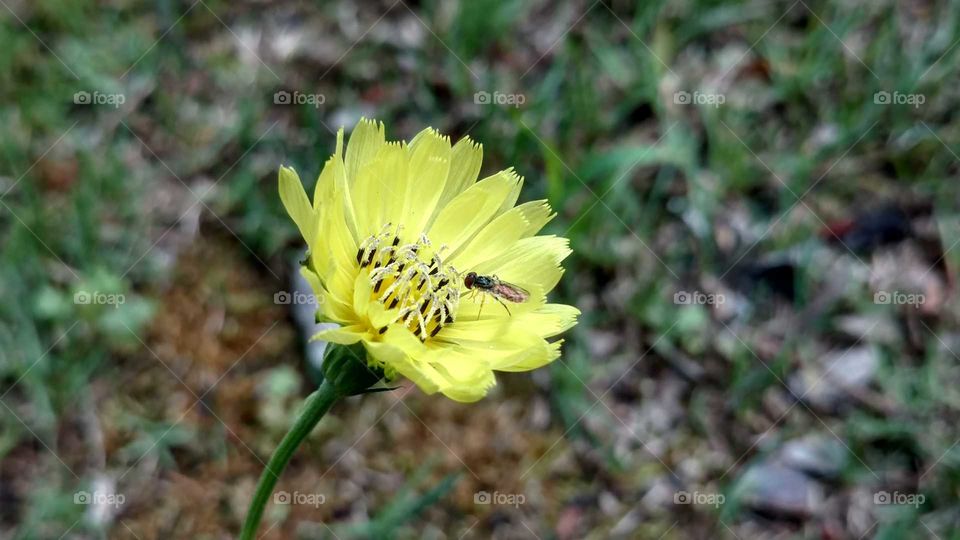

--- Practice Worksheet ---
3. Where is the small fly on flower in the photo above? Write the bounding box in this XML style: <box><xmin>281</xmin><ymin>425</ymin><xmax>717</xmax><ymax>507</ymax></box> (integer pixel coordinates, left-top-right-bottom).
<box><xmin>463</xmin><ymin>272</ymin><xmax>529</xmax><ymax>318</ymax></box>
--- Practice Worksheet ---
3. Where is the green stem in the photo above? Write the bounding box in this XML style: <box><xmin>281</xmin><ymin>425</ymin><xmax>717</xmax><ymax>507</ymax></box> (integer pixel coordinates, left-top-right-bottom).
<box><xmin>239</xmin><ymin>379</ymin><xmax>341</xmax><ymax>540</ymax></box>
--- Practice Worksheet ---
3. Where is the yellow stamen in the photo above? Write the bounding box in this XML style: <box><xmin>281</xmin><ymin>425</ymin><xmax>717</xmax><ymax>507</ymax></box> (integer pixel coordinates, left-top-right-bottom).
<box><xmin>356</xmin><ymin>225</ymin><xmax>460</xmax><ymax>341</ymax></box>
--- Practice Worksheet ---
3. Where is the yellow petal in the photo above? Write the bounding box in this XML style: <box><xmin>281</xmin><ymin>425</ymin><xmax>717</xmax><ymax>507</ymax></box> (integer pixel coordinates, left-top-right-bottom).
<box><xmin>324</xmin><ymin>264</ymin><xmax>357</xmax><ymax>319</ymax></box>
<box><xmin>345</xmin><ymin>118</ymin><xmax>385</xmax><ymax>182</ymax></box>
<box><xmin>375</xmin><ymin>142</ymin><xmax>409</xmax><ymax>230</ymax></box>
<box><xmin>434</xmin><ymin>317</ymin><xmax>514</xmax><ymax>341</ymax></box>
<box><xmin>391</xmin><ymin>332</ymin><xmax>497</xmax><ymax>401</ymax></box>
<box><xmin>436</xmin><ymin>136</ymin><xmax>482</xmax><ymax>209</ymax></box>
<box><xmin>322</xmin><ymin>294</ymin><xmax>356</xmax><ymax>325</ymax></box>
<box><xmin>402</xmin><ymin>128</ymin><xmax>450</xmax><ymax>234</ymax></box>
<box><xmin>427</xmin><ymin>169</ymin><xmax>521</xmax><ymax>260</ymax></box>
<box><xmin>313</xmin><ymin>128</ymin><xmax>344</xmax><ymax>209</ymax></box>
<box><xmin>439</xmin><ymin>302</ymin><xmax>575</xmax><ymax>343</ymax></box>
<box><xmin>312</xmin><ymin>324</ymin><xmax>369</xmax><ymax>345</ymax></box>
<box><xmin>517</xmin><ymin>200</ymin><xmax>556</xmax><ymax>237</ymax></box>
<box><xmin>299</xmin><ymin>267</ymin><xmax>347</xmax><ymax>323</ymax></box>
<box><xmin>300</xmin><ymin>265</ymin><xmax>323</xmax><ymax>293</ymax></box>
<box><xmin>455</xmin><ymin>283</ymin><xmax>546</xmax><ymax>321</ymax></box>
<box><xmin>367</xmin><ymin>327</ymin><xmax>445</xmax><ymax>394</ymax></box>
<box><xmin>495</xmin><ymin>340</ymin><xmax>563</xmax><ymax>372</ymax></box>
<box><xmin>279</xmin><ymin>166</ymin><xmax>318</xmax><ymax>248</ymax></box>
<box><xmin>440</xmin><ymin>331</ymin><xmax>559</xmax><ymax>373</ymax></box>
<box><xmin>437</xmin><ymin>370</ymin><xmax>496</xmax><ymax>402</ymax></box>
<box><xmin>352</xmin><ymin>270</ymin><xmax>372</xmax><ymax>319</ymax></box>
<box><xmin>351</xmin><ymin>157</ymin><xmax>385</xmax><ymax>238</ymax></box>
<box><xmin>424</xmin><ymin>348</ymin><xmax>493</xmax><ymax>389</ymax></box>
<box><xmin>315</xmin><ymin>140</ymin><xmax>358</xmax><ymax>242</ymax></box>
<box><xmin>367</xmin><ymin>299</ymin><xmax>399</xmax><ymax>329</ymax></box>
<box><xmin>472</xmin><ymin>236</ymin><xmax>571</xmax><ymax>293</ymax></box>
<box><xmin>382</xmin><ymin>327</ymin><xmax>493</xmax><ymax>397</ymax></box>
<box><xmin>436</xmin><ymin>321</ymin><xmax>546</xmax><ymax>360</ymax></box>
<box><xmin>317</xmin><ymin>183</ymin><xmax>359</xmax><ymax>285</ymax></box>
<box><xmin>513</xmin><ymin>304</ymin><xmax>580</xmax><ymax>338</ymax></box>
<box><xmin>451</xmin><ymin>199</ymin><xmax>554</xmax><ymax>271</ymax></box>
<box><xmin>498</xmin><ymin>167</ymin><xmax>523</xmax><ymax>214</ymax></box>
<box><xmin>336</xmin><ymin>126</ymin><xmax>344</xmax><ymax>158</ymax></box>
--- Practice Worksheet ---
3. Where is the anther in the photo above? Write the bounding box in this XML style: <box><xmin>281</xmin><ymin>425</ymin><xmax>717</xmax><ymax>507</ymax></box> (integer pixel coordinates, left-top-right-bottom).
<box><xmin>362</xmin><ymin>226</ymin><xmax>460</xmax><ymax>341</ymax></box>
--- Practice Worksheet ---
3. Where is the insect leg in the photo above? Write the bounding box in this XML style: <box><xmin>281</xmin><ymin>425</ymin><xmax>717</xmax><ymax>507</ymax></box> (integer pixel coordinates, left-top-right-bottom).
<box><xmin>494</xmin><ymin>296</ymin><xmax>512</xmax><ymax>316</ymax></box>
<box><xmin>477</xmin><ymin>293</ymin><xmax>485</xmax><ymax>320</ymax></box>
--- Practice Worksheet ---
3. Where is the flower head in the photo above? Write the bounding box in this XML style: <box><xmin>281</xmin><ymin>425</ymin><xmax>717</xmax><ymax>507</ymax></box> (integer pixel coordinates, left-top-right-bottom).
<box><xmin>280</xmin><ymin>118</ymin><xmax>579</xmax><ymax>401</ymax></box>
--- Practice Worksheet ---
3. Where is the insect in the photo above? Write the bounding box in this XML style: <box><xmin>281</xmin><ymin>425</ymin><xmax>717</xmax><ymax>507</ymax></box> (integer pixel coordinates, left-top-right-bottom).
<box><xmin>463</xmin><ymin>272</ymin><xmax>529</xmax><ymax>318</ymax></box>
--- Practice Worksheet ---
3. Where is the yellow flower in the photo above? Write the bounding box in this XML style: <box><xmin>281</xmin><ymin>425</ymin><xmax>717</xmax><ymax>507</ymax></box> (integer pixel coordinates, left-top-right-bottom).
<box><xmin>279</xmin><ymin>118</ymin><xmax>579</xmax><ymax>402</ymax></box>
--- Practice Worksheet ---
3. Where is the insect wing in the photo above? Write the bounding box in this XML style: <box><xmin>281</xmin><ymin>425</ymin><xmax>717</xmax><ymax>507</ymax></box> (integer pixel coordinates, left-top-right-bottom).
<box><xmin>492</xmin><ymin>281</ymin><xmax>529</xmax><ymax>303</ymax></box>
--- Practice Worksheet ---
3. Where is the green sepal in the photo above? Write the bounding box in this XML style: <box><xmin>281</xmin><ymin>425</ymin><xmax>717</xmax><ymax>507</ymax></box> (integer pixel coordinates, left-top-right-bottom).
<box><xmin>320</xmin><ymin>343</ymin><xmax>384</xmax><ymax>396</ymax></box>
<box><xmin>354</xmin><ymin>386</ymin><xmax>400</xmax><ymax>395</ymax></box>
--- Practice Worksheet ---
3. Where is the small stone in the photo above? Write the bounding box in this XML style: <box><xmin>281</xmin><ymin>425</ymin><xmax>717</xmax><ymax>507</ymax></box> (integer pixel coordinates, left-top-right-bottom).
<box><xmin>788</xmin><ymin>346</ymin><xmax>878</xmax><ymax>410</ymax></box>
<box><xmin>779</xmin><ymin>435</ymin><xmax>847</xmax><ymax>480</ymax></box>
<box><xmin>736</xmin><ymin>462</ymin><xmax>822</xmax><ymax>520</ymax></box>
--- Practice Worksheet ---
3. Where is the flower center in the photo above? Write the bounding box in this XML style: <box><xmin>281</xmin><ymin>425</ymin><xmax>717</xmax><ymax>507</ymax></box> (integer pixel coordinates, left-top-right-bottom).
<box><xmin>356</xmin><ymin>224</ymin><xmax>460</xmax><ymax>341</ymax></box>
